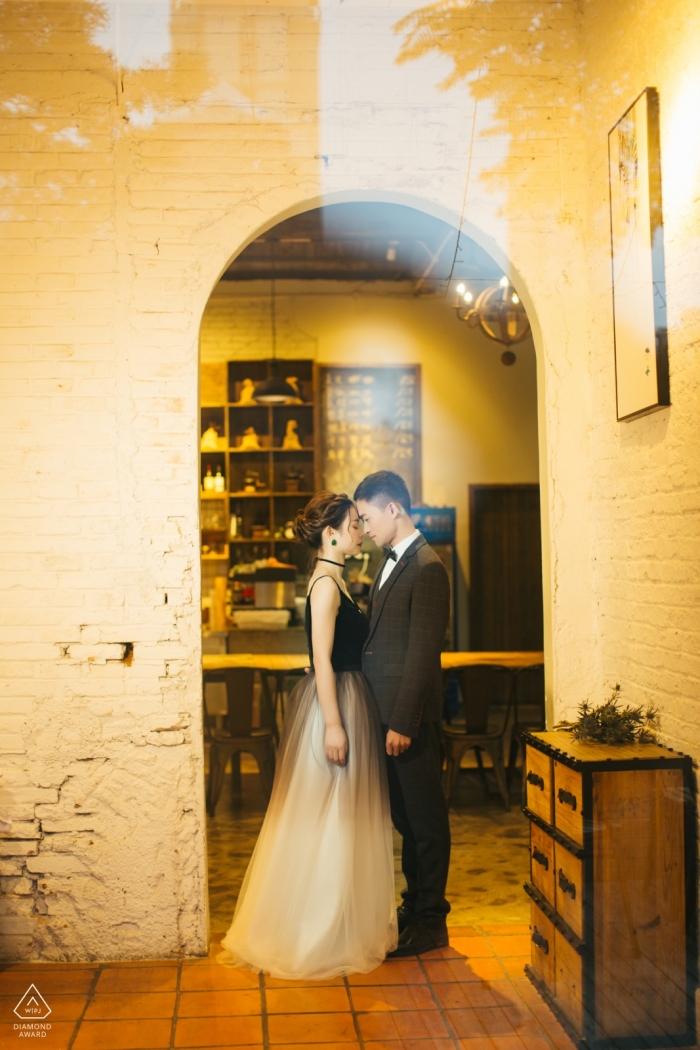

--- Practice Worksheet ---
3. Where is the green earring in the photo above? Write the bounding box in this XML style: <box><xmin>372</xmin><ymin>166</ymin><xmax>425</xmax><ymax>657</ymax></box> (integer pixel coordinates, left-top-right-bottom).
<box><xmin>331</xmin><ymin>539</ymin><xmax>337</xmax><ymax>546</ymax></box>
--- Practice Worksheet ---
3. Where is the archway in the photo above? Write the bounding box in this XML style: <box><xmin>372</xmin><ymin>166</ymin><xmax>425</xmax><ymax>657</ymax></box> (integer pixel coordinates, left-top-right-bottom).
<box><xmin>198</xmin><ymin>196</ymin><xmax>549</xmax><ymax>942</ymax></box>
<box><xmin>196</xmin><ymin>190</ymin><xmax>552</xmax><ymax>691</ymax></box>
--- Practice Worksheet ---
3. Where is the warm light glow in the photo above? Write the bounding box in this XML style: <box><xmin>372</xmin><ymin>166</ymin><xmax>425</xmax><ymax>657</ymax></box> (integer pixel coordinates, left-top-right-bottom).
<box><xmin>456</xmin><ymin>283</ymin><xmax>466</xmax><ymax>295</ymax></box>
<box><xmin>511</xmin><ymin>293</ymin><xmax>519</xmax><ymax>304</ymax></box>
<box><xmin>499</xmin><ymin>276</ymin><xmax>509</xmax><ymax>287</ymax></box>
<box><xmin>663</xmin><ymin>71</ymin><xmax>700</xmax><ymax>280</ymax></box>
<box><xmin>464</xmin><ymin>291</ymin><xmax>473</xmax><ymax>303</ymax></box>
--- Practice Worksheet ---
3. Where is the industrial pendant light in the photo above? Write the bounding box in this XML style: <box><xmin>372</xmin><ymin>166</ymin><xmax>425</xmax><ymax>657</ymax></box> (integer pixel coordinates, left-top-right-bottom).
<box><xmin>253</xmin><ymin>376</ymin><xmax>297</xmax><ymax>403</ymax></box>
<box><xmin>254</xmin><ymin>275</ymin><xmax>298</xmax><ymax>403</ymax></box>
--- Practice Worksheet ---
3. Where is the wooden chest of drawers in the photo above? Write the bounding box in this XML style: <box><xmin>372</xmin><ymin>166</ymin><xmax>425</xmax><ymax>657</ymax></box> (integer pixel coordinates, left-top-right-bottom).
<box><xmin>523</xmin><ymin>730</ymin><xmax>696</xmax><ymax>1049</ymax></box>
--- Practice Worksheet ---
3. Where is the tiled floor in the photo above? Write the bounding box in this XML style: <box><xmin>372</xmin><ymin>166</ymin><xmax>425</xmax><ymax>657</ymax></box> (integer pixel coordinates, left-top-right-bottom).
<box><xmin>0</xmin><ymin>751</ymin><xmax>553</xmax><ymax>1046</ymax></box>
<box><xmin>1</xmin><ymin>926</ymin><xmax>576</xmax><ymax>1050</ymax></box>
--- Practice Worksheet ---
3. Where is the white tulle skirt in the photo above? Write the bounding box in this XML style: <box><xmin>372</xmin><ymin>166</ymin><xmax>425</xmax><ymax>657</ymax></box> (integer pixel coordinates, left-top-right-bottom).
<box><xmin>217</xmin><ymin>670</ymin><xmax>398</xmax><ymax>980</ymax></box>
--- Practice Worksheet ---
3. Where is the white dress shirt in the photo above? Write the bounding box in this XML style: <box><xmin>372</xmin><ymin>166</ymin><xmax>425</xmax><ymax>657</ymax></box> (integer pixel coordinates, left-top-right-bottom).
<box><xmin>377</xmin><ymin>529</ymin><xmax>421</xmax><ymax>589</ymax></box>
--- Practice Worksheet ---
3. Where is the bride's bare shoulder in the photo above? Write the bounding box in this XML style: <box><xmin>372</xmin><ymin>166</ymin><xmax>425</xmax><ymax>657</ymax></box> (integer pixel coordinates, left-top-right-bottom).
<box><xmin>307</xmin><ymin>574</ymin><xmax>341</xmax><ymax>601</ymax></box>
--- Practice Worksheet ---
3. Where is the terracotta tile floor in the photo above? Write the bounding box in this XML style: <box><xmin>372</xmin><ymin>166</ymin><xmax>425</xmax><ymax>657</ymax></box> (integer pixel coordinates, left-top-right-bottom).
<box><xmin>0</xmin><ymin>926</ymin><xmax>577</xmax><ymax>1050</ymax></box>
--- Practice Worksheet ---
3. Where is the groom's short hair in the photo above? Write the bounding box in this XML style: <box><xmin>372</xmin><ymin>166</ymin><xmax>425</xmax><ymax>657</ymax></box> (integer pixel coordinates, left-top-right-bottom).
<box><xmin>353</xmin><ymin>471</ymin><xmax>411</xmax><ymax>514</ymax></box>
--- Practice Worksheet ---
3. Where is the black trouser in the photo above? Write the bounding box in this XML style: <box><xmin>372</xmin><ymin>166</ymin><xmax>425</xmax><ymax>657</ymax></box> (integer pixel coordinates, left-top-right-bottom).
<box><xmin>383</xmin><ymin>721</ymin><xmax>451</xmax><ymax>928</ymax></box>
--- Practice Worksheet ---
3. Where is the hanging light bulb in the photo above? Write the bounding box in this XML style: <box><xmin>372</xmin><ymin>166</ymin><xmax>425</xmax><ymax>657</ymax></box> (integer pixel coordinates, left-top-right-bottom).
<box><xmin>456</xmin><ymin>282</ymin><xmax>466</xmax><ymax>296</ymax></box>
<box><xmin>511</xmin><ymin>293</ymin><xmax>519</xmax><ymax>304</ymax></box>
<box><xmin>499</xmin><ymin>275</ymin><xmax>509</xmax><ymax>288</ymax></box>
<box><xmin>463</xmin><ymin>291</ymin><xmax>473</xmax><ymax>303</ymax></box>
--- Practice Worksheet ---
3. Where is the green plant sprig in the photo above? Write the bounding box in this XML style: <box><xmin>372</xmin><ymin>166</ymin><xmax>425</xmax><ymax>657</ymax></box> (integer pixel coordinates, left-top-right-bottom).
<box><xmin>555</xmin><ymin>686</ymin><xmax>659</xmax><ymax>744</ymax></box>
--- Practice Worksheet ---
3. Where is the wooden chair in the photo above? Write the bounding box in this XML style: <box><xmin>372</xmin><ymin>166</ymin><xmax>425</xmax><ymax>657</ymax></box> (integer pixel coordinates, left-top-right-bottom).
<box><xmin>506</xmin><ymin>663</ymin><xmax>546</xmax><ymax>790</ymax></box>
<box><xmin>205</xmin><ymin>668</ymin><xmax>277</xmax><ymax>816</ymax></box>
<box><xmin>442</xmin><ymin>664</ymin><xmax>515</xmax><ymax>811</ymax></box>
<box><xmin>202</xmin><ymin>672</ymin><xmax>228</xmax><ymax>742</ymax></box>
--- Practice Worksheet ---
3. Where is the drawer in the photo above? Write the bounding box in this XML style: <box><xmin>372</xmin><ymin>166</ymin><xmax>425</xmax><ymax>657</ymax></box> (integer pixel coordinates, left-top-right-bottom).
<box><xmin>554</xmin><ymin>761</ymin><xmax>583</xmax><ymax>844</ymax></box>
<box><xmin>530</xmin><ymin>901</ymin><xmax>555</xmax><ymax>993</ymax></box>
<box><xmin>554</xmin><ymin>842</ymin><xmax>584</xmax><ymax>939</ymax></box>
<box><xmin>530</xmin><ymin>823</ymin><xmax>555</xmax><ymax>906</ymax></box>
<box><xmin>555</xmin><ymin>928</ymin><xmax>584</xmax><ymax>1036</ymax></box>
<box><xmin>525</xmin><ymin>744</ymin><xmax>553</xmax><ymax>824</ymax></box>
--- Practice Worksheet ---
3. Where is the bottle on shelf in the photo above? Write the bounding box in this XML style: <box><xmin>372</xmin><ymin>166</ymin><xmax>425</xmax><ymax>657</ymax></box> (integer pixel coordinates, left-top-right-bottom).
<box><xmin>203</xmin><ymin>464</ymin><xmax>215</xmax><ymax>492</ymax></box>
<box><xmin>214</xmin><ymin>466</ymin><xmax>225</xmax><ymax>493</ymax></box>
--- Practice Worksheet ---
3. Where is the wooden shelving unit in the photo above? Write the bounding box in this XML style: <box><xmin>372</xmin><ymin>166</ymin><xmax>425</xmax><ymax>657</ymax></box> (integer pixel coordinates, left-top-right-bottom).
<box><xmin>200</xmin><ymin>359</ymin><xmax>317</xmax><ymax>573</ymax></box>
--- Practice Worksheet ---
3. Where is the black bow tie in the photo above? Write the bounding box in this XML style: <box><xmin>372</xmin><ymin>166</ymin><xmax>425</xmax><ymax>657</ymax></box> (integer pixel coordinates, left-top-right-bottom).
<box><xmin>383</xmin><ymin>547</ymin><xmax>397</xmax><ymax>561</ymax></box>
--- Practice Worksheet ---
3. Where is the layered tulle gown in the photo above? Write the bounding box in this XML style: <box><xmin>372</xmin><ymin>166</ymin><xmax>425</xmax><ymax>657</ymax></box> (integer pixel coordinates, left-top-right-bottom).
<box><xmin>217</xmin><ymin>576</ymin><xmax>398</xmax><ymax>979</ymax></box>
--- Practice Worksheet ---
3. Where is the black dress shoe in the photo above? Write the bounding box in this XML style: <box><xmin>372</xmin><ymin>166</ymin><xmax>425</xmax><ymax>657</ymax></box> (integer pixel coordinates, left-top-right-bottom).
<box><xmin>386</xmin><ymin>922</ymin><xmax>449</xmax><ymax>958</ymax></box>
<box><xmin>396</xmin><ymin>905</ymin><xmax>414</xmax><ymax>934</ymax></box>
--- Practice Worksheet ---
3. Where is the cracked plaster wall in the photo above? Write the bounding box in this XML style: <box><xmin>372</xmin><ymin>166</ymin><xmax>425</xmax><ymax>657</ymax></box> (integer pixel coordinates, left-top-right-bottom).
<box><xmin>2</xmin><ymin>0</ymin><xmax>692</xmax><ymax>961</ymax></box>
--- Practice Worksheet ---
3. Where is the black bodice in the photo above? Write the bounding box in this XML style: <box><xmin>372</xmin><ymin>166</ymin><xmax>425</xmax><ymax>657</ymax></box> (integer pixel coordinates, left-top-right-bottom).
<box><xmin>305</xmin><ymin>576</ymin><xmax>369</xmax><ymax>672</ymax></box>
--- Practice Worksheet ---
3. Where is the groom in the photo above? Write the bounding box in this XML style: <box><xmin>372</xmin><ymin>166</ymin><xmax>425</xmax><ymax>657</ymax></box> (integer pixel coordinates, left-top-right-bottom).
<box><xmin>354</xmin><ymin>470</ymin><xmax>451</xmax><ymax>955</ymax></box>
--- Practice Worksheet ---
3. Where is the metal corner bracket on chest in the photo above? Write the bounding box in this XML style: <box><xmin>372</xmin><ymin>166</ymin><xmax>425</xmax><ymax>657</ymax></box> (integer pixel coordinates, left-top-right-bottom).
<box><xmin>522</xmin><ymin>730</ymin><xmax>697</xmax><ymax>1050</ymax></box>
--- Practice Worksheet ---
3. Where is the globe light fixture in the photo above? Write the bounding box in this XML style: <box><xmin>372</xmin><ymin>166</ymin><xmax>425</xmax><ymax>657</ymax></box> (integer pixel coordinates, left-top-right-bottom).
<box><xmin>454</xmin><ymin>277</ymin><xmax>531</xmax><ymax>359</ymax></box>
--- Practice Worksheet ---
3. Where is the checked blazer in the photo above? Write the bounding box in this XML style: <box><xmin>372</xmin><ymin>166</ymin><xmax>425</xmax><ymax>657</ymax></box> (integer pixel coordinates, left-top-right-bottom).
<box><xmin>361</xmin><ymin>534</ymin><xmax>450</xmax><ymax>738</ymax></box>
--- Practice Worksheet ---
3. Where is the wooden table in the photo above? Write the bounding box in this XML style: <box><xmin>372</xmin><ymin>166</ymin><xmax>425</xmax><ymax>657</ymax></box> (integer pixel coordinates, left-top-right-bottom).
<box><xmin>202</xmin><ymin>651</ymin><xmax>545</xmax><ymax>745</ymax></box>
<box><xmin>202</xmin><ymin>651</ymin><xmax>544</xmax><ymax>672</ymax></box>
<box><xmin>441</xmin><ymin>651</ymin><xmax>543</xmax><ymax>670</ymax></box>
<box><xmin>203</xmin><ymin>654</ymin><xmax>309</xmax><ymax>672</ymax></box>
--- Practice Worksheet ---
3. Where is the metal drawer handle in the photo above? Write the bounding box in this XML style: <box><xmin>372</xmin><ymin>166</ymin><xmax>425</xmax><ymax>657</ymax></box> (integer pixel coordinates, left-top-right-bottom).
<box><xmin>527</xmin><ymin>771</ymin><xmax>545</xmax><ymax>790</ymax></box>
<box><xmin>558</xmin><ymin>787</ymin><xmax>577</xmax><ymax>810</ymax></box>
<box><xmin>532</xmin><ymin>926</ymin><xmax>549</xmax><ymax>954</ymax></box>
<box><xmin>558</xmin><ymin>869</ymin><xmax>576</xmax><ymax>899</ymax></box>
<box><xmin>532</xmin><ymin>848</ymin><xmax>549</xmax><ymax>871</ymax></box>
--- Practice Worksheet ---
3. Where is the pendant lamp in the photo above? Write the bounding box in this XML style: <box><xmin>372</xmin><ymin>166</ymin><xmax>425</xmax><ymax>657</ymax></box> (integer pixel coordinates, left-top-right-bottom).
<box><xmin>254</xmin><ymin>275</ymin><xmax>298</xmax><ymax>403</ymax></box>
<box><xmin>454</xmin><ymin>276</ymin><xmax>531</xmax><ymax>347</ymax></box>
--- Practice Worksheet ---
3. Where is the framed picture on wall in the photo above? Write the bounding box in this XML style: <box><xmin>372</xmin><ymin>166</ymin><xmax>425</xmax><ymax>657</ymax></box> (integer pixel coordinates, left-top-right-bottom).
<box><xmin>608</xmin><ymin>87</ymin><xmax>669</xmax><ymax>421</ymax></box>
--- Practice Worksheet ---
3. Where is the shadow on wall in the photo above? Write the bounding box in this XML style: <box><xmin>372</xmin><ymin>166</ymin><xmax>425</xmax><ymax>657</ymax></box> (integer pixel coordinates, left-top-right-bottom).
<box><xmin>0</xmin><ymin>1</ymin><xmax>320</xmax><ymax>131</ymax></box>
<box><xmin>0</xmin><ymin>0</ymin><xmax>211</xmax><ymax>116</ymax></box>
<box><xmin>0</xmin><ymin>0</ymin><xmax>584</xmax><ymax>243</ymax></box>
<box><xmin>393</xmin><ymin>0</ymin><xmax>583</xmax><ymax>217</ymax></box>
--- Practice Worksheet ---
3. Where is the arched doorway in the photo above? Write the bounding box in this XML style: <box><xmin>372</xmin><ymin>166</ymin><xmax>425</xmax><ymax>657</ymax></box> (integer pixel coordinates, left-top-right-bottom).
<box><xmin>196</xmin><ymin>189</ymin><xmax>553</xmax><ymax>669</ymax></box>
<box><xmin>198</xmin><ymin>198</ymin><xmax>547</xmax><ymax>941</ymax></box>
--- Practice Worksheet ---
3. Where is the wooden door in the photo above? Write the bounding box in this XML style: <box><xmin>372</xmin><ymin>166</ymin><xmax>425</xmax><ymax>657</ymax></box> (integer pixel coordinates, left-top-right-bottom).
<box><xmin>469</xmin><ymin>484</ymin><xmax>543</xmax><ymax>650</ymax></box>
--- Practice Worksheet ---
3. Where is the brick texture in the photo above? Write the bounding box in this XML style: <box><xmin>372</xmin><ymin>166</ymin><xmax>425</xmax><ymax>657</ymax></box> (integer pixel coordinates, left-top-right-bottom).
<box><xmin>1</xmin><ymin>0</ymin><xmax>694</xmax><ymax>962</ymax></box>
<box><xmin>580</xmin><ymin>0</ymin><xmax>700</xmax><ymax>753</ymax></box>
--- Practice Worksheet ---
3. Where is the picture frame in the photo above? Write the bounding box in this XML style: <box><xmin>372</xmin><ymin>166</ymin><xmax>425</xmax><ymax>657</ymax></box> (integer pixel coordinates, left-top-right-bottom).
<box><xmin>608</xmin><ymin>87</ymin><xmax>669</xmax><ymax>421</ymax></box>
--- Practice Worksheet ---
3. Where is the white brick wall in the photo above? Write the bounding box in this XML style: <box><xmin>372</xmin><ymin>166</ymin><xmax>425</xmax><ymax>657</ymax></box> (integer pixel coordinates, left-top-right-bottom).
<box><xmin>4</xmin><ymin>0</ymin><xmax>693</xmax><ymax>961</ymax></box>
<box><xmin>580</xmin><ymin>0</ymin><xmax>700</xmax><ymax>753</ymax></box>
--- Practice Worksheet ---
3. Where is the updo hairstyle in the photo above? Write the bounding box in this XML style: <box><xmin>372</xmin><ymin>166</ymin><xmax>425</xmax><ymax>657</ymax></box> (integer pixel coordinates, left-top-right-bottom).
<box><xmin>292</xmin><ymin>491</ymin><xmax>355</xmax><ymax>557</ymax></box>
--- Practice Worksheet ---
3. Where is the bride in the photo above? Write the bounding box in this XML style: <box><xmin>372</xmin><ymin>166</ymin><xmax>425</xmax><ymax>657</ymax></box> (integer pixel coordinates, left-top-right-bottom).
<box><xmin>217</xmin><ymin>491</ymin><xmax>398</xmax><ymax>979</ymax></box>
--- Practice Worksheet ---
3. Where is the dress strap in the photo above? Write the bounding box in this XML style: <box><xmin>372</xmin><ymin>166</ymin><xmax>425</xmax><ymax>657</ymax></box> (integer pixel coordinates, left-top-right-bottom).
<box><xmin>307</xmin><ymin>574</ymin><xmax>343</xmax><ymax>598</ymax></box>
